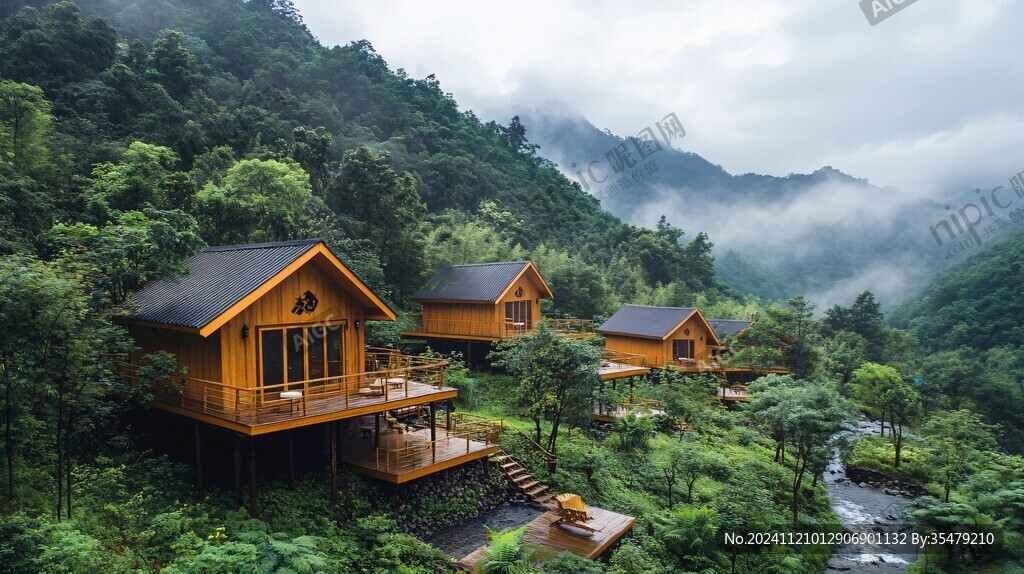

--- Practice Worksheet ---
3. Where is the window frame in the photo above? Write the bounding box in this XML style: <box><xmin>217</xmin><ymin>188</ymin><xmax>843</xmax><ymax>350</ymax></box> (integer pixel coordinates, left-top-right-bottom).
<box><xmin>257</xmin><ymin>320</ymin><xmax>348</xmax><ymax>388</ymax></box>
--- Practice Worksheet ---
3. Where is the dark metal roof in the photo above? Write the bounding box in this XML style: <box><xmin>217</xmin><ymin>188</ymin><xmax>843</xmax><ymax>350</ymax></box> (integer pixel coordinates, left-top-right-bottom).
<box><xmin>707</xmin><ymin>319</ymin><xmax>753</xmax><ymax>339</ymax></box>
<box><xmin>596</xmin><ymin>305</ymin><xmax>697</xmax><ymax>339</ymax></box>
<box><xmin>412</xmin><ymin>261</ymin><xmax>533</xmax><ymax>302</ymax></box>
<box><xmin>125</xmin><ymin>239</ymin><xmax>322</xmax><ymax>330</ymax></box>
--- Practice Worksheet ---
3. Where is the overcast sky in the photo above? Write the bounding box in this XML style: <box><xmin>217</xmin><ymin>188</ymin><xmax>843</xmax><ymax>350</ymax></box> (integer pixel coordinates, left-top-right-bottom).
<box><xmin>293</xmin><ymin>0</ymin><xmax>1024</xmax><ymax>197</ymax></box>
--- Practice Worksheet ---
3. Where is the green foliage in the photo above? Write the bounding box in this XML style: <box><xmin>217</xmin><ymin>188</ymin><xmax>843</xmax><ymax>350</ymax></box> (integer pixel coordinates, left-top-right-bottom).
<box><xmin>490</xmin><ymin>324</ymin><xmax>601</xmax><ymax>454</ymax></box>
<box><xmin>614</xmin><ymin>414</ymin><xmax>654</xmax><ymax>452</ymax></box>
<box><xmin>197</xmin><ymin>157</ymin><xmax>312</xmax><ymax>243</ymax></box>
<box><xmin>478</xmin><ymin>526</ymin><xmax>540</xmax><ymax>574</ymax></box>
<box><xmin>541</xmin><ymin>553</ymin><xmax>604</xmax><ymax>574</ymax></box>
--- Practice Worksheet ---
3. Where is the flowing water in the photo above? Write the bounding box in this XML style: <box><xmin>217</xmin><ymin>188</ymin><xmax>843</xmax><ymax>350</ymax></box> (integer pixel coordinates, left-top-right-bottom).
<box><xmin>824</xmin><ymin>419</ymin><xmax>920</xmax><ymax>573</ymax></box>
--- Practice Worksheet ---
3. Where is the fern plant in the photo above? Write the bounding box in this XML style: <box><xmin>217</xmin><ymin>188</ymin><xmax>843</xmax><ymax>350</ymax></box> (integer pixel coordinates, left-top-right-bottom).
<box><xmin>477</xmin><ymin>526</ymin><xmax>540</xmax><ymax>574</ymax></box>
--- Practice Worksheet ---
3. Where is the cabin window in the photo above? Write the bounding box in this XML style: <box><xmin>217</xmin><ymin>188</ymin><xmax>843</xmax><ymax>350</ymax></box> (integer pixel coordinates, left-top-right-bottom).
<box><xmin>259</xmin><ymin>322</ymin><xmax>346</xmax><ymax>388</ymax></box>
<box><xmin>673</xmin><ymin>339</ymin><xmax>695</xmax><ymax>360</ymax></box>
<box><xmin>286</xmin><ymin>327</ymin><xmax>305</xmax><ymax>383</ymax></box>
<box><xmin>504</xmin><ymin>300</ymin><xmax>533</xmax><ymax>328</ymax></box>
<box><xmin>261</xmin><ymin>330</ymin><xmax>284</xmax><ymax>387</ymax></box>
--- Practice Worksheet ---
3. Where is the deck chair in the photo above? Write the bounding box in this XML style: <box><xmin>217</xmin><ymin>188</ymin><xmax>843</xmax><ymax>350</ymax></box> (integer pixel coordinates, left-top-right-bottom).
<box><xmin>551</xmin><ymin>493</ymin><xmax>603</xmax><ymax>533</ymax></box>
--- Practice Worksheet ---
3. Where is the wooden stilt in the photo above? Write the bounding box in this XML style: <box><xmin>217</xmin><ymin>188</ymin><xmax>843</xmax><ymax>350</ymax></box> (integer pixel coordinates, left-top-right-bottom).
<box><xmin>446</xmin><ymin>399</ymin><xmax>453</xmax><ymax>430</ymax></box>
<box><xmin>287</xmin><ymin>431</ymin><xmax>295</xmax><ymax>491</ymax></box>
<box><xmin>233</xmin><ymin>435</ymin><xmax>242</xmax><ymax>508</ymax></box>
<box><xmin>248</xmin><ymin>437</ymin><xmax>258</xmax><ymax>518</ymax></box>
<box><xmin>429</xmin><ymin>402</ymin><xmax>437</xmax><ymax>442</ymax></box>
<box><xmin>194</xmin><ymin>423</ymin><xmax>204</xmax><ymax>499</ymax></box>
<box><xmin>329</xmin><ymin>422</ymin><xmax>338</xmax><ymax>503</ymax></box>
<box><xmin>374</xmin><ymin>413</ymin><xmax>381</xmax><ymax>448</ymax></box>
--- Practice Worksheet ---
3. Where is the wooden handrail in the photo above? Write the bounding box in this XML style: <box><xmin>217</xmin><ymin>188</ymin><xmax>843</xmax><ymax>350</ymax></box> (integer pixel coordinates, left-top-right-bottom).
<box><xmin>119</xmin><ymin>352</ymin><xmax>449</xmax><ymax>426</ymax></box>
<box><xmin>501</xmin><ymin>418</ymin><xmax>556</xmax><ymax>461</ymax></box>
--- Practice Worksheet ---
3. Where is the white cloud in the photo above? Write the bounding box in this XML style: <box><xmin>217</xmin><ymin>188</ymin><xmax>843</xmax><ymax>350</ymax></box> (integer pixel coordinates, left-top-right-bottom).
<box><xmin>294</xmin><ymin>0</ymin><xmax>1024</xmax><ymax>199</ymax></box>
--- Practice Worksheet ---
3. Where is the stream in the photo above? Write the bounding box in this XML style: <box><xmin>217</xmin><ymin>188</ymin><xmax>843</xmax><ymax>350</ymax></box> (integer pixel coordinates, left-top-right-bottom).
<box><xmin>823</xmin><ymin>419</ymin><xmax>921</xmax><ymax>573</ymax></box>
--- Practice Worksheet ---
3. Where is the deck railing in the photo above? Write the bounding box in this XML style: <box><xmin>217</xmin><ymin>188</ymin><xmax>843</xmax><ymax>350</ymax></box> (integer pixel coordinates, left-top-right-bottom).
<box><xmin>373</xmin><ymin>424</ymin><xmax>500</xmax><ymax>472</ymax></box>
<box><xmin>546</xmin><ymin>317</ymin><xmax>595</xmax><ymax>336</ymax></box>
<box><xmin>123</xmin><ymin>350</ymin><xmax>448</xmax><ymax>427</ymax></box>
<box><xmin>601</xmin><ymin>350</ymin><xmax>647</xmax><ymax>367</ymax></box>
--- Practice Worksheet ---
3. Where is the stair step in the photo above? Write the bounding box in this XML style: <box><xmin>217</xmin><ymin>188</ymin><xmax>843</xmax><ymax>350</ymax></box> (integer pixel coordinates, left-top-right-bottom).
<box><xmin>525</xmin><ymin>485</ymin><xmax>549</xmax><ymax>497</ymax></box>
<box><xmin>513</xmin><ymin>473</ymin><xmax>534</xmax><ymax>483</ymax></box>
<box><xmin>494</xmin><ymin>455</ymin><xmax>512</xmax><ymax>462</ymax></box>
<box><xmin>519</xmin><ymin>480</ymin><xmax>540</xmax><ymax>491</ymax></box>
<box><xmin>499</xmin><ymin>462</ymin><xmax>519</xmax><ymax>470</ymax></box>
<box><xmin>507</xmin><ymin>468</ymin><xmax>529</xmax><ymax>477</ymax></box>
<box><xmin>532</xmin><ymin>493</ymin><xmax>553</xmax><ymax>504</ymax></box>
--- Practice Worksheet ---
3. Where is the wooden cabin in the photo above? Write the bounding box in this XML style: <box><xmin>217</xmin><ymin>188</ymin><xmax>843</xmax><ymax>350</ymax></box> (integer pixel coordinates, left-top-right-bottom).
<box><xmin>597</xmin><ymin>305</ymin><xmax>788</xmax><ymax>385</ymax></box>
<box><xmin>121</xmin><ymin>239</ymin><xmax>497</xmax><ymax>497</ymax></box>
<box><xmin>597</xmin><ymin>305</ymin><xmax>723</xmax><ymax>370</ymax></box>
<box><xmin>402</xmin><ymin>261</ymin><xmax>554</xmax><ymax>342</ymax></box>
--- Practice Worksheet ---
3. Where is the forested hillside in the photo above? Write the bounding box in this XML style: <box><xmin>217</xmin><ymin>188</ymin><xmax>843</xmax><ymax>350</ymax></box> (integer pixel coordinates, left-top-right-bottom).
<box><xmin>0</xmin><ymin>0</ymin><xmax>731</xmax><ymax>319</ymax></box>
<box><xmin>2</xmin><ymin>3</ymin><xmax>1023</xmax><ymax>574</ymax></box>
<box><xmin>888</xmin><ymin>228</ymin><xmax>1024</xmax><ymax>446</ymax></box>
<box><xmin>521</xmin><ymin>105</ymin><xmax>949</xmax><ymax>305</ymax></box>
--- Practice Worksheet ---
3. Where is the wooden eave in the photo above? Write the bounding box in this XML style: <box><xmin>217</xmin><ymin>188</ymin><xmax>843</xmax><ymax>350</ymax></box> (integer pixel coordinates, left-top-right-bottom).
<box><xmin>121</xmin><ymin>242</ymin><xmax>396</xmax><ymax>337</ymax></box>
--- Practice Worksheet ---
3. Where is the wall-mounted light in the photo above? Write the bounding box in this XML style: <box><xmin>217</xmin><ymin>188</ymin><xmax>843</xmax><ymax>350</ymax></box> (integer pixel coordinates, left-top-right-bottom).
<box><xmin>242</xmin><ymin>324</ymin><xmax>249</xmax><ymax>339</ymax></box>
<box><xmin>355</xmin><ymin>320</ymin><xmax>361</xmax><ymax>330</ymax></box>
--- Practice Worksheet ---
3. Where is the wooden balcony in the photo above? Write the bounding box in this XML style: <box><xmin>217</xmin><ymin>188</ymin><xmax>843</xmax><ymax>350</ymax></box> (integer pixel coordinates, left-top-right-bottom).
<box><xmin>402</xmin><ymin>314</ymin><xmax>531</xmax><ymax>342</ymax></box>
<box><xmin>717</xmin><ymin>384</ymin><xmax>751</xmax><ymax>402</ymax></box>
<box><xmin>599</xmin><ymin>350</ymin><xmax>651</xmax><ymax>380</ymax></box>
<box><xmin>592</xmin><ymin>398</ymin><xmax>665</xmax><ymax>423</ymax></box>
<box><xmin>337</xmin><ymin>415</ymin><xmax>499</xmax><ymax>483</ymax></box>
<box><xmin>125</xmin><ymin>350</ymin><xmax>454</xmax><ymax>435</ymax></box>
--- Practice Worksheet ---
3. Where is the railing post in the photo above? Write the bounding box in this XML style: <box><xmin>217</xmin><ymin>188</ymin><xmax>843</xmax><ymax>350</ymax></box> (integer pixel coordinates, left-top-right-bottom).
<box><xmin>303</xmin><ymin>379</ymin><xmax>309</xmax><ymax>417</ymax></box>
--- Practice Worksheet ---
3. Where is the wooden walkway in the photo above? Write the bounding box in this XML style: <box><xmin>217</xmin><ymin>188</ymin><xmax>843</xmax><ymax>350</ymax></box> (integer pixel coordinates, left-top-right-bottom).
<box><xmin>455</xmin><ymin>505</ymin><xmax>635</xmax><ymax>569</ymax></box>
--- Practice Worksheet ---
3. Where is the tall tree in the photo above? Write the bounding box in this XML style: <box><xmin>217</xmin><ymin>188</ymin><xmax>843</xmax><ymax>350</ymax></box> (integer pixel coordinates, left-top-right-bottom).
<box><xmin>923</xmin><ymin>410</ymin><xmax>999</xmax><ymax>502</ymax></box>
<box><xmin>750</xmin><ymin>379</ymin><xmax>852</xmax><ymax>523</ymax></box>
<box><xmin>332</xmin><ymin>147</ymin><xmax>426</xmax><ymax>300</ymax></box>
<box><xmin>489</xmin><ymin>323</ymin><xmax>601</xmax><ymax>454</ymax></box>
<box><xmin>197</xmin><ymin>158</ymin><xmax>312</xmax><ymax>243</ymax></box>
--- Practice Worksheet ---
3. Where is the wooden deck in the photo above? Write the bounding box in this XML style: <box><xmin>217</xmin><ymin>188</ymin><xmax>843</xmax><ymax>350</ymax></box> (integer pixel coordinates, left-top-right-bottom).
<box><xmin>592</xmin><ymin>400</ymin><xmax>665</xmax><ymax>423</ymax></box>
<box><xmin>338</xmin><ymin>418</ymin><xmax>497</xmax><ymax>483</ymax></box>
<box><xmin>599</xmin><ymin>360</ymin><xmax>650</xmax><ymax>381</ymax></box>
<box><xmin>455</xmin><ymin>505</ymin><xmax>636</xmax><ymax>569</ymax></box>
<box><xmin>717</xmin><ymin>385</ymin><xmax>750</xmax><ymax>402</ymax></box>
<box><xmin>150</xmin><ymin>378</ymin><xmax>452</xmax><ymax>435</ymax></box>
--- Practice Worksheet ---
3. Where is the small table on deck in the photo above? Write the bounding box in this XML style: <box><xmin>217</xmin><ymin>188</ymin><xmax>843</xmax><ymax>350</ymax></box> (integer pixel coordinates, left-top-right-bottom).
<box><xmin>280</xmin><ymin>391</ymin><xmax>305</xmax><ymax>415</ymax></box>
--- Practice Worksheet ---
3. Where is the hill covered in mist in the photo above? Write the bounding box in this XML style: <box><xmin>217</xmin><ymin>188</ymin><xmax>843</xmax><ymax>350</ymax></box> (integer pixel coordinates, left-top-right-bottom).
<box><xmin>521</xmin><ymin>104</ymin><xmax>952</xmax><ymax>306</ymax></box>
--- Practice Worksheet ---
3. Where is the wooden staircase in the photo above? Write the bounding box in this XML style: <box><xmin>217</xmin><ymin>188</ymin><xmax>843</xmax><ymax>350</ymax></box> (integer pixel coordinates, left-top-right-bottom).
<box><xmin>494</xmin><ymin>449</ymin><xmax>552</xmax><ymax>505</ymax></box>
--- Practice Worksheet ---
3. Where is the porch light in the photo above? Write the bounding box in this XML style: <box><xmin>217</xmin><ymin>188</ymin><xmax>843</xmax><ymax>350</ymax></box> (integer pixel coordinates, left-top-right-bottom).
<box><xmin>242</xmin><ymin>324</ymin><xmax>249</xmax><ymax>339</ymax></box>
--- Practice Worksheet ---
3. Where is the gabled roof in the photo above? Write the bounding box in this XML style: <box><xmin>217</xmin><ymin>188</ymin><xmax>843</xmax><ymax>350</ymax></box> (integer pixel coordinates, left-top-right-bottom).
<box><xmin>412</xmin><ymin>261</ymin><xmax>554</xmax><ymax>303</ymax></box>
<box><xmin>596</xmin><ymin>305</ymin><xmax>722</xmax><ymax>345</ymax></box>
<box><xmin>123</xmin><ymin>239</ymin><xmax>395</xmax><ymax>336</ymax></box>
<box><xmin>707</xmin><ymin>319</ymin><xmax>753</xmax><ymax>339</ymax></box>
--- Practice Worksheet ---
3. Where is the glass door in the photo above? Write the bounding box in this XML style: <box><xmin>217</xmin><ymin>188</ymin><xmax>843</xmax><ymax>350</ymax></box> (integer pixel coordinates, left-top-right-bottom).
<box><xmin>259</xmin><ymin>322</ymin><xmax>346</xmax><ymax>390</ymax></box>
